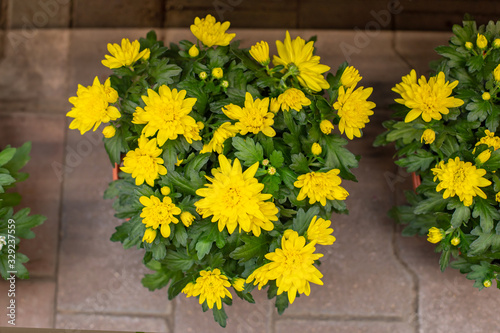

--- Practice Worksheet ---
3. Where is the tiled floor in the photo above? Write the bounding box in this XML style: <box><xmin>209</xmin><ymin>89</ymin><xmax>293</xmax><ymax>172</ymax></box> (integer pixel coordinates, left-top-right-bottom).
<box><xmin>0</xmin><ymin>28</ymin><xmax>498</xmax><ymax>333</ymax></box>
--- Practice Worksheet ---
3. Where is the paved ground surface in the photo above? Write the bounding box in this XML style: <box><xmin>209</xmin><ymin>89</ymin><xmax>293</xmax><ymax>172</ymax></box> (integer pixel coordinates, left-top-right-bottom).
<box><xmin>0</xmin><ymin>28</ymin><xmax>498</xmax><ymax>333</ymax></box>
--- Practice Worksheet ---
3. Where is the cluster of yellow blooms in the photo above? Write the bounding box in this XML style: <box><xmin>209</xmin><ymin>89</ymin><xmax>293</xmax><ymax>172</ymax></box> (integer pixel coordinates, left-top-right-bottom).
<box><xmin>66</xmin><ymin>14</ymin><xmax>373</xmax><ymax>311</ymax></box>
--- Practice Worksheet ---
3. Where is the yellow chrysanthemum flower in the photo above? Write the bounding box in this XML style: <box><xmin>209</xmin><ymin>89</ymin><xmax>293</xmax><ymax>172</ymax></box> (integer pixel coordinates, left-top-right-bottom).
<box><xmin>334</xmin><ymin>85</ymin><xmax>375</xmax><ymax>140</ymax></box>
<box><xmin>294</xmin><ymin>169</ymin><xmax>349</xmax><ymax>206</ymax></box>
<box><xmin>132</xmin><ymin>86</ymin><xmax>198</xmax><ymax>146</ymax></box>
<box><xmin>340</xmin><ymin>66</ymin><xmax>362</xmax><ymax>88</ymax></box>
<box><xmin>476</xmin><ymin>130</ymin><xmax>500</xmax><ymax>151</ymax></box>
<box><xmin>191</xmin><ymin>269</ymin><xmax>232</xmax><ymax>310</ymax></box>
<box><xmin>427</xmin><ymin>227</ymin><xmax>444</xmax><ymax>244</ymax></box>
<box><xmin>232</xmin><ymin>278</ymin><xmax>245</xmax><ymax>292</ymax></box>
<box><xmin>142</xmin><ymin>228</ymin><xmax>157</xmax><ymax>243</ymax></box>
<box><xmin>320</xmin><ymin>119</ymin><xmax>334</xmax><ymax>134</ymax></box>
<box><xmin>180</xmin><ymin>211</ymin><xmax>196</xmax><ymax>227</ymax></box>
<box><xmin>182</xmin><ymin>282</ymin><xmax>196</xmax><ymax>297</ymax></box>
<box><xmin>190</xmin><ymin>14</ymin><xmax>235</xmax><ymax>48</ymax></box>
<box><xmin>195</xmin><ymin>155</ymin><xmax>278</xmax><ymax>236</ymax></box>
<box><xmin>421</xmin><ymin>129</ymin><xmax>435</xmax><ymax>144</ymax></box>
<box><xmin>477</xmin><ymin>33</ymin><xmax>488</xmax><ymax>49</ymax></box>
<box><xmin>222</xmin><ymin>92</ymin><xmax>276</xmax><ymax>137</ymax></box>
<box><xmin>270</xmin><ymin>97</ymin><xmax>280</xmax><ymax>113</ymax></box>
<box><xmin>496</xmin><ymin>192</ymin><xmax>500</xmax><ymax>203</ymax></box>
<box><xmin>67</xmin><ymin>76</ymin><xmax>120</xmax><ymax>135</ymax></box>
<box><xmin>102</xmin><ymin>38</ymin><xmax>150</xmax><ymax>69</ymax></box>
<box><xmin>277</xmin><ymin>88</ymin><xmax>311</xmax><ymax>112</ymax></box>
<box><xmin>121</xmin><ymin>136</ymin><xmax>167</xmax><ymax>187</ymax></box>
<box><xmin>306</xmin><ymin>216</ymin><xmax>336</xmax><ymax>245</ymax></box>
<box><xmin>431</xmin><ymin>157</ymin><xmax>491</xmax><ymax>207</ymax></box>
<box><xmin>273</xmin><ymin>31</ymin><xmax>330</xmax><ymax>92</ymax></box>
<box><xmin>249</xmin><ymin>41</ymin><xmax>270</xmax><ymax>65</ymax></box>
<box><xmin>393</xmin><ymin>71</ymin><xmax>464</xmax><ymax>123</ymax></box>
<box><xmin>476</xmin><ymin>150</ymin><xmax>491</xmax><ymax>164</ymax></box>
<box><xmin>200</xmin><ymin>122</ymin><xmax>239</xmax><ymax>154</ymax></box>
<box><xmin>247</xmin><ymin>230</ymin><xmax>324</xmax><ymax>304</ymax></box>
<box><xmin>494</xmin><ymin>64</ymin><xmax>500</xmax><ymax>82</ymax></box>
<box><xmin>139</xmin><ymin>195</ymin><xmax>181</xmax><ymax>238</ymax></box>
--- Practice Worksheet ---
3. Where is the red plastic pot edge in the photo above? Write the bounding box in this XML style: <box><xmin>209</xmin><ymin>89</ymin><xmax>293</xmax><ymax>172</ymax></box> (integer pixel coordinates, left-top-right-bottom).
<box><xmin>411</xmin><ymin>172</ymin><xmax>421</xmax><ymax>192</ymax></box>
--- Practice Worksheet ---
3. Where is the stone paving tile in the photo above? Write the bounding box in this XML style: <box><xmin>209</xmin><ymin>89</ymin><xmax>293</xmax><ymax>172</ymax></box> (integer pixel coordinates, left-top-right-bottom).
<box><xmin>174</xmin><ymin>289</ymin><xmax>272</xmax><ymax>333</ymax></box>
<box><xmin>0</xmin><ymin>279</ymin><xmax>55</xmax><ymax>328</ymax></box>
<box><xmin>298</xmin><ymin>0</ymin><xmax>393</xmax><ymax>29</ymax></box>
<box><xmin>8</xmin><ymin>0</ymin><xmax>70</xmax><ymax>29</ymax></box>
<box><xmin>275</xmin><ymin>319</ymin><xmax>414</xmax><ymax>333</ymax></box>
<box><xmin>0</xmin><ymin>30</ymin><xmax>69</xmax><ymax>114</ymax></box>
<box><xmin>396</xmin><ymin>233</ymin><xmax>500</xmax><ymax>333</ymax></box>
<box><xmin>56</xmin><ymin>128</ymin><xmax>172</xmax><ymax>316</ymax></box>
<box><xmin>56</xmin><ymin>313</ymin><xmax>169</xmax><ymax>332</ymax></box>
<box><xmin>72</xmin><ymin>0</ymin><xmax>164</xmax><ymax>28</ymax></box>
<box><xmin>0</xmin><ymin>113</ymin><xmax>65</xmax><ymax>278</ymax></box>
<box><xmin>394</xmin><ymin>31</ymin><xmax>452</xmax><ymax>75</ymax></box>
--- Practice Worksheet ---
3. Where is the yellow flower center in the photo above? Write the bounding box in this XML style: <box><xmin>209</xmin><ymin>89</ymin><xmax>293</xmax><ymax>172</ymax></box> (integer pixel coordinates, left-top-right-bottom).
<box><xmin>225</xmin><ymin>186</ymin><xmax>243</xmax><ymax>207</ymax></box>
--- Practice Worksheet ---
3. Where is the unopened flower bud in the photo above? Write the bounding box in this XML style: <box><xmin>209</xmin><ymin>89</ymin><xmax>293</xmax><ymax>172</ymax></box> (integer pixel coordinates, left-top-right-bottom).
<box><xmin>180</xmin><ymin>211</ymin><xmax>195</xmax><ymax>227</ymax></box>
<box><xmin>311</xmin><ymin>143</ymin><xmax>322</xmax><ymax>155</ymax></box>
<box><xmin>476</xmin><ymin>149</ymin><xmax>491</xmax><ymax>164</ymax></box>
<box><xmin>482</xmin><ymin>92</ymin><xmax>491</xmax><ymax>101</ymax></box>
<box><xmin>420</xmin><ymin>129</ymin><xmax>435</xmax><ymax>144</ymax></box>
<box><xmin>189</xmin><ymin>45</ymin><xmax>199</xmax><ymax>57</ymax></box>
<box><xmin>451</xmin><ymin>237</ymin><xmax>460</xmax><ymax>246</ymax></box>
<box><xmin>268</xmin><ymin>166</ymin><xmax>276</xmax><ymax>175</ymax></box>
<box><xmin>212</xmin><ymin>67</ymin><xmax>223</xmax><ymax>79</ymax></box>
<box><xmin>161</xmin><ymin>186</ymin><xmax>171</xmax><ymax>196</ymax></box>
<box><xmin>465</xmin><ymin>41</ymin><xmax>473</xmax><ymax>49</ymax></box>
<box><xmin>483</xmin><ymin>279</ymin><xmax>492</xmax><ymax>288</ymax></box>
<box><xmin>102</xmin><ymin>125</ymin><xmax>116</xmax><ymax>138</ymax></box>
<box><xmin>142</xmin><ymin>228</ymin><xmax>157</xmax><ymax>243</ymax></box>
<box><xmin>262</xmin><ymin>159</ymin><xmax>269</xmax><ymax>166</ymax></box>
<box><xmin>221</xmin><ymin>80</ymin><xmax>229</xmax><ymax>88</ymax></box>
<box><xmin>477</xmin><ymin>33</ymin><xmax>488</xmax><ymax>49</ymax></box>
<box><xmin>199</xmin><ymin>71</ymin><xmax>208</xmax><ymax>80</ymax></box>
<box><xmin>427</xmin><ymin>227</ymin><xmax>444</xmax><ymax>244</ymax></box>
<box><xmin>494</xmin><ymin>38</ymin><xmax>500</xmax><ymax>49</ymax></box>
<box><xmin>320</xmin><ymin>119</ymin><xmax>334</xmax><ymax>135</ymax></box>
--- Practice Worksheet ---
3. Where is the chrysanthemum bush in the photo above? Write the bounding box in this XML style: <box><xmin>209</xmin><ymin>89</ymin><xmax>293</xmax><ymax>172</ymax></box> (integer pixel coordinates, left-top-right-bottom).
<box><xmin>375</xmin><ymin>18</ymin><xmax>500</xmax><ymax>290</ymax></box>
<box><xmin>67</xmin><ymin>14</ymin><xmax>375</xmax><ymax>326</ymax></box>
<box><xmin>0</xmin><ymin>142</ymin><xmax>46</xmax><ymax>279</ymax></box>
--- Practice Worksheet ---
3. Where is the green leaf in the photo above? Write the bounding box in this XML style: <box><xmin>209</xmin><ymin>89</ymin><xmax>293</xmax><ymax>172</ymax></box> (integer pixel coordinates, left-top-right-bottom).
<box><xmin>450</xmin><ymin>205</ymin><xmax>470</xmax><ymax>228</ymax></box>
<box><xmin>149</xmin><ymin>59</ymin><xmax>182</xmax><ymax>85</ymax></box>
<box><xmin>324</xmin><ymin>135</ymin><xmax>358</xmax><ymax>181</ymax></box>
<box><xmin>184</xmin><ymin>153</ymin><xmax>210</xmax><ymax>180</ymax></box>
<box><xmin>439</xmin><ymin>249</ymin><xmax>451</xmax><ymax>272</ymax></box>
<box><xmin>414</xmin><ymin>192</ymin><xmax>448</xmax><ymax>215</ymax></box>
<box><xmin>472</xmin><ymin>198</ymin><xmax>500</xmax><ymax>233</ymax></box>
<box><xmin>292</xmin><ymin>207</ymin><xmax>320</xmax><ymax>236</ymax></box>
<box><xmin>0</xmin><ymin>174</ymin><xmax>16</xmax><ymax>187</ymax></box>
<box><xmin>275</xmin><ymin>292</ymin><xmax>289</xmax><ymax>315</ymax></box>
<box><xmin>435</xmin><ymin>45</ymin><xmax>465</xmax><ymax>62</ymax></box>
<box><xmin>0</xmin><ymin>147</ymin><xmax>16</xmax><ymax>167</ymax></box>
<box><xmin>269</xmin><ymin>151</ymin><xmax>284</xmax><ymax>168</ymax></box>
<box><xmin>466</xmin><ymin>261</ymin><xmax>493</xmax><ymax>290</ymax></box>
<box><xmin>141</xmin><ymin>269</ymin><xmax>173</xmax><ymax>291</ymax></box>
<box><xmin>289</xmin><ymin>153</ymin><xmax>309</xmax><ymax>174</ymax></box>
<box><xmin>466</xmin><ymin>55</ymin><xmax>484</xmax><ymax>73</ymax></box>
<box><xmin>469</xmin><ymin>226</ymin><xmax>500</xmax><ymax>256</ymax></box>
<box><xmin>3</xmin><ymin>142</ymin><xmax>31</xmax><ymax>173</ymax></box>
<box><xmin>466</xmin><ymin>100</ymin><xmax>490</xmax><ymax>122</ymax></box>
<box><xmin>230</xmin><ymin>234</ymin><xmax>268</xmax><ymax>263</ymax></box>
<box><xmin>104</xmin><ymin>127</ymin><xmax>128</xmax><ymax>166</ymax></box>
<box><xmin>151</xmin><ymin>242</ymin><xmax>167</xmax><ymax>260</ymax></box>
<box><xmin>212</xmin><ymin>304</ymin><xmax>228</xmax><ymax>328</ymax></box>
<box><xmin>385</xmin><ymin>122</ymin><xmax>422</xmax><ymax>144</ymax></box>
<box><xmin>395</xmin><ymin>149</ymin><xmax>435</xmax><ymax>173</ymax></box>
<box><xmin>168</xmin><ymin>274</ymin><xmax>191</xmax><ymax>300</ymax></box>
<box><xmin>232</xmin><ymin>137</ymin><xmax>264</xmax><ymax>167</ymax></box>
<box><xmin>164</xmin><ymin>250</ymin><xmax>194</xmax><ymax>271</ymax></box>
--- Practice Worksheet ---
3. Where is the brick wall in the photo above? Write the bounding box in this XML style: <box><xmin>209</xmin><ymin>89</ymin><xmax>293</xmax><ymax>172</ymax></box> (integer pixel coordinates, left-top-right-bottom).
<box><xmin>0</xmin><ymin>0</ymin><xmax>499</xmax><ymax>31</ymax></box>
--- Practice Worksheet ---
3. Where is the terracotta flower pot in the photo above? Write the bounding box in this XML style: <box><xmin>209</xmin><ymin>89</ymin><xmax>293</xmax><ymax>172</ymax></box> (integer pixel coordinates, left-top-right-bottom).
<box><xmin>411</xmin><ymin>172</ymin><xmax>421</xmax><ymax>192</ymax></box>
<box><xmin>113</xmin><ymin>163</ymin><xmax>120</xmax><ymax>181</ymax></box>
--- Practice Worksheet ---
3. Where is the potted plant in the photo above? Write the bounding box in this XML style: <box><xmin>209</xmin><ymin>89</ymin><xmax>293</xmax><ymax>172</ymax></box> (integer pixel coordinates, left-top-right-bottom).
<box><xmin>375</xmin><ymin>17</ymin><xmax>500</xmax><ymax>290</ymax></box>
<box><xmin>0</xmin><ymin>142</ymin><xmax>46</xmax><ymax>279</ymax></box>
<box><xmin>67</xmin><ymin>14</ymin><xmax>376</xmax><ymax>326</ymax></box>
